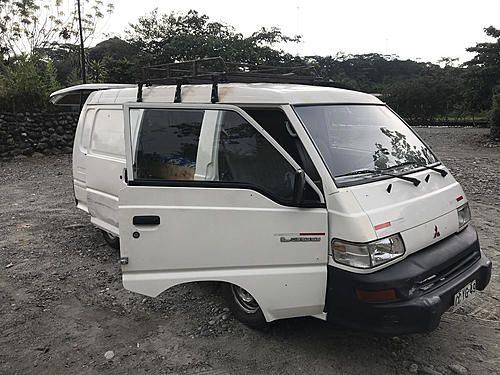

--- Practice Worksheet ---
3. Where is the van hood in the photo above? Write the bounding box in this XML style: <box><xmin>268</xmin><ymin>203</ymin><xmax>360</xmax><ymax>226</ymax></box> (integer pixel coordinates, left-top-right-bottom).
<box><xmin>348</xmin><ymin>167</ymin><xmax>466</xmax><ymax>255</ymax></box>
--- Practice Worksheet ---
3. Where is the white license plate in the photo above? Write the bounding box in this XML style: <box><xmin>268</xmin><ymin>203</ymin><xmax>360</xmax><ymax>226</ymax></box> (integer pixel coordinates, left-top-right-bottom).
<box><xmin>453</xmin><ymin>280</ymin><xmax>477</xmax><ymax>307</ymax></box>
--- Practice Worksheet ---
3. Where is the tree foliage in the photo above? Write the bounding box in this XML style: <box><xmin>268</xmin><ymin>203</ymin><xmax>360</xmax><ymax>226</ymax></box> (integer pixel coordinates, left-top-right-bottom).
<box><xmin>464</xmin><ymin>26</ymin><xmax>500</xmax><ymax>111</ymax></box>
<box><xmin>126</xmin><ymin>9</ymin><xmax>301</xmax><ymax>65</ymax></box>
<box><xmin>0</xmin><ymin>5</ymin><xmax>499</xmax><ymax>127</ymax></box>
<box><xmin>0</xmin><ymin>0</ymin><xmax>113</xmax><ymax>110</ymax></box>
<box><xmin>466</xmin><ymin>26</ymin><xmax>500</xmax><ymax>76</ymax></box>
<box><xmin>81</xmin><ymin>9</ymin><xmax>303</xmax><ymax>84</ymax></box>
<box><xmin>0</xmin><ymin>55</ymin><xmax>59</xmax><ymax>111</ymax></box>
<box><xmin>307</xmin><ymin>53</ymin><xmax>433</xmax><ymax>92</ymax></box>
<box><xmin>0</xmin><ymin>0</ymin><xmax>114</xmax><ymax>57</ymax></box>
<box><xmin>490</xmin><ymin>86</ymin><xmax>500</xmax><ymax>139</ymax></box>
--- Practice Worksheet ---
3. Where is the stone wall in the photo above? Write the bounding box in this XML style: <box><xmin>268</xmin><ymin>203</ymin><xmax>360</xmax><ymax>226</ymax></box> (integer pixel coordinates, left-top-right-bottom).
<box><xmin>0</xmin><ymin>112</ymin><xmax>79</xmax><ymax>160</ymax></box>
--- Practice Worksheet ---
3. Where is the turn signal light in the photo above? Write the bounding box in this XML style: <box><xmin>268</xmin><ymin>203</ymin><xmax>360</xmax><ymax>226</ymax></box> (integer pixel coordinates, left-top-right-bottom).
<box><xmin>333</xmin><ymin>244</ymin><xmax>346</xmax><ymax>252</ymax></box>
<box><xmin>355</xmin><ymin>288</ymin><xmax>397</xmax><ymax>302</ymax></box>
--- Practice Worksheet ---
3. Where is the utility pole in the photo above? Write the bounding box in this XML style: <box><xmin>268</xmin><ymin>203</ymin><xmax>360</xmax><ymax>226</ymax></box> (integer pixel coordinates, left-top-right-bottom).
<box><xmin>77</xmin><ymin>0</ymin><xmax>86</xmax><ymax>84</ymax></box>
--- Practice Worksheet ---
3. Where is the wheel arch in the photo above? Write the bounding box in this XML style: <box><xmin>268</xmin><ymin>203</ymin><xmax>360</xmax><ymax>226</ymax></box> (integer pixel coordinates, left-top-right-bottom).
<box><xmin>122</xmin><ymin>275</ymin><xmax>276</xmax><ymax>321</ymax></box>
<box><xmin>122</xmin><ymin>265</ymin><xmax>326</xmax><ymax>322</ymax></box>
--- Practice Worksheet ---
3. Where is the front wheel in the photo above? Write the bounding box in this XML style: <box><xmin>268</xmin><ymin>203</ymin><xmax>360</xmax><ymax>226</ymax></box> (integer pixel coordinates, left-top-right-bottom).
<box><xmin>102</xmin><ymin>230</ymin><xmax>120</xmax><ymax>250</ymax></box>
<box><xmin>226</xmin><ymin>284</ymin><xmax>266</xmax><ymax>329</ymax></box>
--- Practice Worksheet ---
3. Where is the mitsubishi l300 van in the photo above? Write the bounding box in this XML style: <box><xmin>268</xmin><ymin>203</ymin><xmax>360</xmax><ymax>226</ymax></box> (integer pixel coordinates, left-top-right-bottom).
<box><xmin>51</xmin><ymin>77</ymin><xmax>492</xmax><ymax>334</ymax></box>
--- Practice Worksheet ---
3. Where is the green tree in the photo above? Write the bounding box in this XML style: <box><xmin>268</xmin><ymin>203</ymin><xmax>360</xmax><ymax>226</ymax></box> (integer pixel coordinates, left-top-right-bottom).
<box><xmin>0</xmin><ymin>54</ymin><xmax>59</xmax><ymax>111</ymax></box>
<box><xmin>101</xmin><ymin>56</ymin><xmax>136</xmax><ymax>83</ymax></box>
<box><xmin>88</xmin><ymin>37</ymin><xmax>137</xmax><ymax>61</ymax></box>
<box><xmin>126</xmin><ymin>9</ymin><xmax>301</xmax><ymax>66</ymax></box>
<box><xmin>87</xmin><ymin>58</ymin><xmax>107</xmax><ymax>83</ymax></box>
<box><xmin>0</xmin><ymin>0</ymin><xmax>114</xmax><ymax>57</ymax></box>
<box><xmin>464</xmin><ymin>26</ymin><xmax>500</xmax><ymax>112</ymax></box>
<box><xmin>86</xmin><ymin>37</ymin><xmax>140</xmax><ymax>83</ymax></box>
<box><xmin>490</xmin><ymin>86</ymin><xmax>500</xmax><ymax>139</ymax></box>
<box><xmin>382</xmin><ymin>74</ymin><xmax>457</xmax><ymax>123</ymax></box>
<box><xmin>43</xmin><ymin>59</ymin><xmax>59</xmax><ymax>93</ymax></box>
<box><xmin>41</xmin><ymin>43</ymin><xmax>81</xmax><ymax>85</ymax></box>
<box><xmin>307</xmin><ymin>53</ymin><xmax>466</xmax><ymax>122</ymax></box>
<box><xmin>307</xmin><ymin>53</ymin><xmax>442</xmax><ymax>93</ymax></box>
<box><xmin>0</xmin><ymin>0</ymin><xmax>115</xmax><ymax>109</ymax></box>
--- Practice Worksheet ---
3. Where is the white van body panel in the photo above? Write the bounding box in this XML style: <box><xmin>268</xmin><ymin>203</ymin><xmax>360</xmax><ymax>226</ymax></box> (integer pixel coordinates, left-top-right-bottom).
<box><xmin>85</xmin><ymin>83</ymin><xmax>382</xmax><ymax>106</ymax></box>
<box><xmin>349</xmin><ymin>167</ymin><xmax>464</xmax><ymax>246</ymax></box>
<box><xmin>327</xmin><ymin>167</ymin><xmax>467</xmax><ymax>273</ymax></box>
<box><xmin>119</xmin><ymin>186</ymin><xmax>328</xmax><ymax>321</ymax></box>
<box><xmin>74</xmin><ymin>103</ymin><xmax>126</xmax><ymax>235</ymax></box>
<box><xmin>327</xmin><ymin>189</ymin><xmax>377</xmax><ymax>243</ymax></box>
<box><xmin>72</xmin><ymin>103</ymin><xmax>90</xmax><ymax>212</ymax></box>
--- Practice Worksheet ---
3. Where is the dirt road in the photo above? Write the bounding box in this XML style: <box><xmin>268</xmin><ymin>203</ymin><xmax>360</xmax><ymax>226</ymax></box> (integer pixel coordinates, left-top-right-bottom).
<box><xmin>0</xmin><ymin>127</ymin><xmax>498</xmax><ymax>374</ymax></box>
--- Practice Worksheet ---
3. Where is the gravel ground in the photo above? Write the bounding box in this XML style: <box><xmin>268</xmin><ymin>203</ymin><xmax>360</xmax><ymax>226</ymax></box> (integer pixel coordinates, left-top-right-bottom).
<box><xmin>0</xmin><ymin>127</ymin><xmax>498</xmax><ymax>375</ymax></box>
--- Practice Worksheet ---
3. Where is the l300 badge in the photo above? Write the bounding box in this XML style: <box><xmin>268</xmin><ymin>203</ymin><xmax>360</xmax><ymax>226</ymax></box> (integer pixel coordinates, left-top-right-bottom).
<box><xmin>280</xmin><ymin>237</ymin><xmax>321</xmax><ymax>242</ymax></box>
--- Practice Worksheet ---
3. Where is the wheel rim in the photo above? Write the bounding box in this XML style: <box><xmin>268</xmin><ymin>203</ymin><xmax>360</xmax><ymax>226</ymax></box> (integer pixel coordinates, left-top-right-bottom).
<box><xmin>231</xmin><ymin>285</ymin><xmax>259</xmax><ymax>314</ymax></box>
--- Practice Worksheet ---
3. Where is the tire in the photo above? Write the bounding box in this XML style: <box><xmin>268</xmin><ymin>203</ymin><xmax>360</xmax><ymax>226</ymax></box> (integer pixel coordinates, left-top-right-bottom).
<box><xmin>102</xmin><ymin>230</ymin><xmax>120</xmax><ymax>250</ymax></box>
<box><xmin>225</xmin><ymin>283</ymin><xmax>267</xmax><ymax>329</ymax></box>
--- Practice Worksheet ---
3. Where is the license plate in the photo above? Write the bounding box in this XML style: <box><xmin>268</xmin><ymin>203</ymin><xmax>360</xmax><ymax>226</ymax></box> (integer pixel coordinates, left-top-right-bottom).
<box><xmin>453</xmin><ymin>280</ymin><xmax>477</xmax><ymax>307</ymax></box>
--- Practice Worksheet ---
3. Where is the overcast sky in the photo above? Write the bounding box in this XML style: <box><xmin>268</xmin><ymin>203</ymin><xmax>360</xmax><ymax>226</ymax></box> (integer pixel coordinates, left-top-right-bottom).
<box><xmin>95</xmin><ymin>0</ymin><xmax>500</xmax><ymax>64</ymax></box>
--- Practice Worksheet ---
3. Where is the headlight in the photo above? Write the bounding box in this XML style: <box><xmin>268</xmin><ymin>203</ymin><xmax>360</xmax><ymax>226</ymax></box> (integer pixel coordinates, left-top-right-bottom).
<box><xmin>332</xmin><ymin>234</ymin><xmax>405</xmax><ymax>269</ymax></box>
<box><xmin>457</xmin><ymin>203</ymin><xmax>471</xmax><ymax>230</ymax></box>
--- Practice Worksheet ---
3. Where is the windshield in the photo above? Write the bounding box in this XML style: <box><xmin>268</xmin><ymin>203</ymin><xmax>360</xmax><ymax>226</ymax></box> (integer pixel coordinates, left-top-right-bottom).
<box><xmin>294</xmin><ymin>105</ymin><xmax>438</xmax><ymax>185</ymax></box>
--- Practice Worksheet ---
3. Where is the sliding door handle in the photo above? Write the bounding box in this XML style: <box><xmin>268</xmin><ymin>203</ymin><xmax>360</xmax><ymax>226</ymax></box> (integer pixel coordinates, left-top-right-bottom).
<box><xmin>133</xmin><ymin>215</ymin><xmax>160</xmax><ymax>226</ymax></box>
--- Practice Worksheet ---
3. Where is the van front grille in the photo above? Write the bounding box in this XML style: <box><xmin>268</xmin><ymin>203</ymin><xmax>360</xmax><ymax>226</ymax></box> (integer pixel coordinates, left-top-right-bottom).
<box><xmin>414</xmin><ymin>250</ymin><xmax>481</xmax><ymax>294</ymax></box>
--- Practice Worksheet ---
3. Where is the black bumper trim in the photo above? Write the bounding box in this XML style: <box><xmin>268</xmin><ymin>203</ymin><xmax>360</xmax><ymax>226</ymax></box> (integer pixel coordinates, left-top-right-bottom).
<box><xmin>326</xmin><ymin>225</ymin><xmax>492</xmax><ymax>335</ymax></box>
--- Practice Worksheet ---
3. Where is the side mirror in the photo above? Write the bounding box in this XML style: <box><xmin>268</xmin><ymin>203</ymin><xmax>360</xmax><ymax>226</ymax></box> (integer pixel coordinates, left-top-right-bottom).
<box><xmin>293</xmin><ymin>169</ymin><xmax>305</xmax><ymax>205</ymax></box>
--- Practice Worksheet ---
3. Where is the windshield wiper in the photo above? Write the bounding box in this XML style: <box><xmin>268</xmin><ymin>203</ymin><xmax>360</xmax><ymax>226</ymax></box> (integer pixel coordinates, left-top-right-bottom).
<box><xmin>386</xmin><ymin>161</ymin><xmax>448</xmax><ymax>177</ymax></box>
<box><xmin>337</xmin><ymin>169</ymin><xmax>421</xmax><ymax>186</ymax></box>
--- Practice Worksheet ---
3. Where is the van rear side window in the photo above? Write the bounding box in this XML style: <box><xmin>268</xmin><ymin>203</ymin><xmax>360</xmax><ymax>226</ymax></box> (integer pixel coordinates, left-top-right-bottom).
<box><xmin>90</xmin><ymin>109</ymin><xmax>125</xmax><ymax>158</ymax></box>
<box><xmin>80</xmin><ymin>109</ymin><xmax>95</xmax><ymax>152</ymax></box>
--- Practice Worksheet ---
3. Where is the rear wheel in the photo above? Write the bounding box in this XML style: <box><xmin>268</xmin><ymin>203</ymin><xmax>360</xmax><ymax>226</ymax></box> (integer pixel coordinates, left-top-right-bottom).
<box><xmin>102</xmin><ymin>230</ymin><xmax>120</xmax><ymax>250</ymax></box>
<box><xmin>226</xmin><ymin>284</ymin><xmax>266</xmax><ymax>328</ymax></box>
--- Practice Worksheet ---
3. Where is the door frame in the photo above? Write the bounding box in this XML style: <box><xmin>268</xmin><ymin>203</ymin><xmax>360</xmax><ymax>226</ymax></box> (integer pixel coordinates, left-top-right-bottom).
<box><xmin>119</xmin><ymin>102</ymin><xmax>330</xmax><ymax>321</ymax></box>
<box><xmin>122</xmin><ymin>102</ymin><xmax>324</xmax><ymax>204</ymax></box>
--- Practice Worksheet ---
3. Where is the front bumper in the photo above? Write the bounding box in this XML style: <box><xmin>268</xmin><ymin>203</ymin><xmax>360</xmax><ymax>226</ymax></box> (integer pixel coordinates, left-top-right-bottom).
<box><xmin>326</xmin><ymin>225</ymin><xmax>492</xmax><ymax>335</ymax></box>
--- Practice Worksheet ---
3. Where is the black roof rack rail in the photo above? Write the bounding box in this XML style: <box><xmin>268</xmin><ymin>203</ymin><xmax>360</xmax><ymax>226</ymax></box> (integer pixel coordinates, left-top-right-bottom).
<box><xmin>136</xmin><ymin>57</ymin><xmax>347</xmax><ymax>103</ymax></box>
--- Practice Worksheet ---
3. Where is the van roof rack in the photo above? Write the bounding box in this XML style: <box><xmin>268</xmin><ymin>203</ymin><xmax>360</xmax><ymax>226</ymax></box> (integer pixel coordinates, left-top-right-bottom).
<box><xmin>136</xmin><ymin>57</ymin><xmax>347</xmax><ymax>103</ymax></box>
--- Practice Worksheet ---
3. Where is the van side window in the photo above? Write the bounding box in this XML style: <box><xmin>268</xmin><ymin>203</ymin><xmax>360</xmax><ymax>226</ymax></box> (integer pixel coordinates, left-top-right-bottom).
<box><xmin>215</xmin><ymin>111</ymin><xmax>296</xmax><ymax>202</ymax></box>
<box><xmin>90</xmin><ymin>109</ymin><xmax>125</xmax><ymax>158</ymax></box>
<box><xmin>131</xmin><ymin>108</ymin><xmax>321</xmax><ymax>205</ymax></box>
<box><xmin>242</xmin><ymin>107</ymin><xmax>323</xmax><ymax>199</ymax></box>
<box><xmin>134</xmin><ymin>109</ymin><xmax>204</xmax><ymax>180</ymax></box>
<box><xmin>80</xmin><ymin>109</ymin><xmax>95</xmax><ymax>152</ymax></box>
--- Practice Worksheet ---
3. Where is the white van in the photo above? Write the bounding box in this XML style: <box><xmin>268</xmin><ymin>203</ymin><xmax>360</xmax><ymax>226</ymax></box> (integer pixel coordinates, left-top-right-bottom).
<box><xmin>50</xmin><ymin>71</ymin><xmax>491</xmax><ymax>333</ymax></box>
